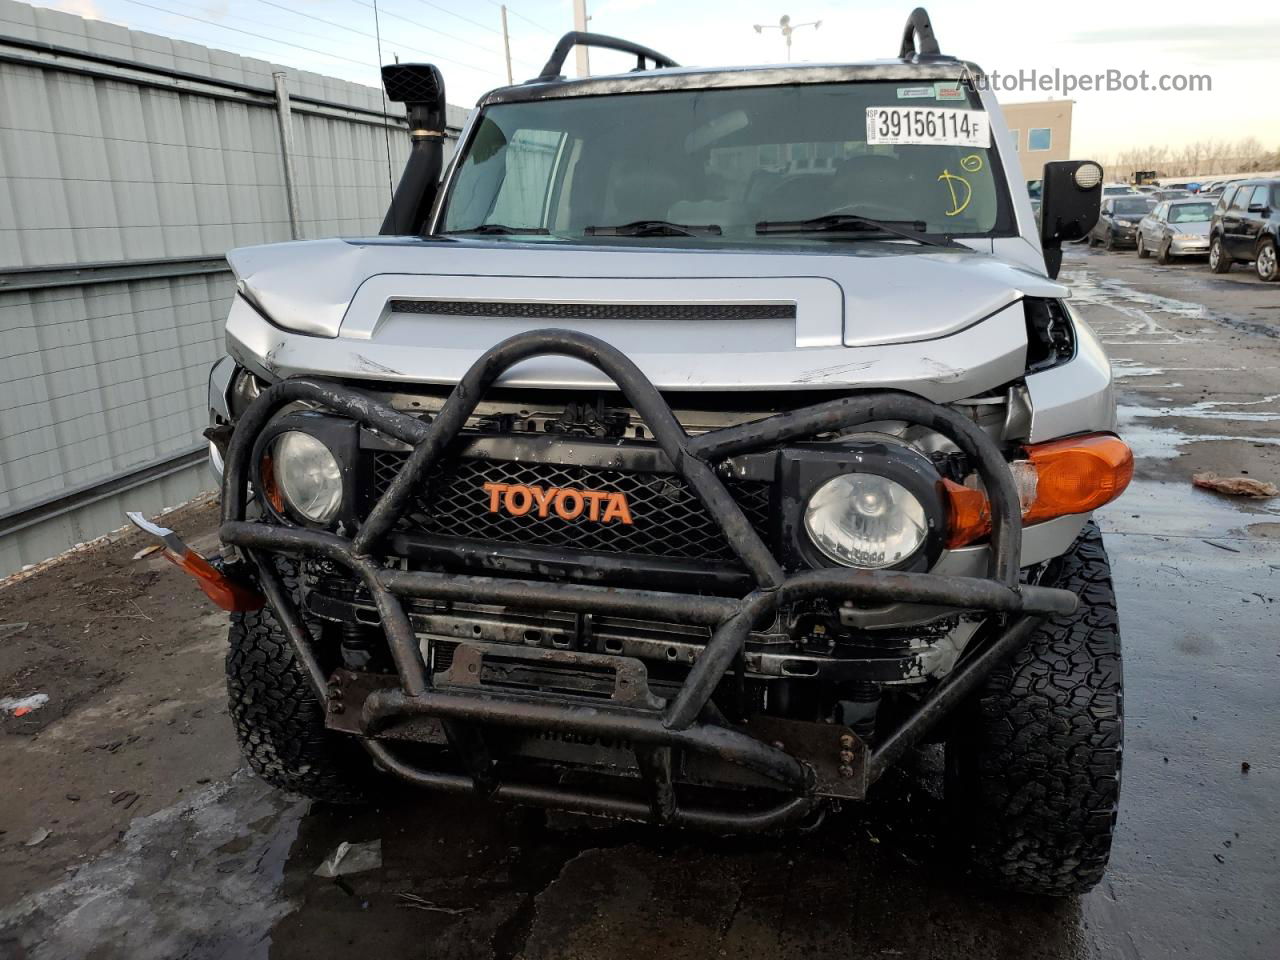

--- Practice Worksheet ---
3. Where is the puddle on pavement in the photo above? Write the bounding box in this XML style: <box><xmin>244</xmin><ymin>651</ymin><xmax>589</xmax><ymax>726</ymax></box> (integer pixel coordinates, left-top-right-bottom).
<box><xmin>0</xmin><ymin>773</ymin><xmax>305</xmax><ymax>960</ymax></box>
<box><xmin>261</xmin><ymin>757</ymin><xmax>1089</xmax><ymax>960</ymax></box>
<box><xmin>1107</xmin><ymin>388</ymin><xmax>1280</xmax><ymax>540</ymax></box>
<box><xmin>1100</xmin><ymin>478</ymin><xmax>1280</xmax><ymax>542</ymax></box>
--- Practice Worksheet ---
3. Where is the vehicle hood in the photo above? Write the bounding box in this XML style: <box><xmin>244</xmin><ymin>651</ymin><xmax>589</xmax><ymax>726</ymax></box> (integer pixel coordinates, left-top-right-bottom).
<box><xmin>227</xmin><ymin>236</ymin><xmax>1065</xmax><ymax>350</ymax></box>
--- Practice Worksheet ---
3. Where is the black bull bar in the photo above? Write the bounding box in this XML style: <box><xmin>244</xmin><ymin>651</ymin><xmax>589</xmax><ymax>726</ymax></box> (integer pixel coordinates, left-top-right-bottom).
<box><xmin>218</xmin><ymin>329</ymin><xmax>1077</xmax><ymax>831</ymax></box>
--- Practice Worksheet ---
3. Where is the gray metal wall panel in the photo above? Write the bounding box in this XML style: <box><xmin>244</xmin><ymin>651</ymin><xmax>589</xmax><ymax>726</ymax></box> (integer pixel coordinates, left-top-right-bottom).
<box><xmin>0</xmin><ymin>462</ymin><xmax>210</xmax><ymax>576</ymax></box>
<box><xmin>0</xmin><ymin>273</ymin><xmax>232</xmax><ymax>511</ymax></box>
<box><xmin>0</xmin><ymin>0</ymin><xmax>464</xmax><ymax>576</ymax></box>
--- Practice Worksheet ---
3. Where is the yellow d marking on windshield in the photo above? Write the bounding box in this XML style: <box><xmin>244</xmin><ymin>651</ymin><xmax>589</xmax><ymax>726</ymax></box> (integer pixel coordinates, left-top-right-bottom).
<box><xmin>938</xmin><ymin>154</ymin><xmax>984</xmax><ymax>217</ymax></box>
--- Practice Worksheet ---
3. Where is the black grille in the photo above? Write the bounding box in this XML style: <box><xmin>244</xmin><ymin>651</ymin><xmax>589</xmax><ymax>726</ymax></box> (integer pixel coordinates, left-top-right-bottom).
<box><xmin>371</xmin><ymin>451</ymin><xmax>772</xmax><ymax>563</ymax></box>
<box><xmin>387</xmin><ymin>300</ymin><xmax>796</xmax><ymax>322</ymax></box>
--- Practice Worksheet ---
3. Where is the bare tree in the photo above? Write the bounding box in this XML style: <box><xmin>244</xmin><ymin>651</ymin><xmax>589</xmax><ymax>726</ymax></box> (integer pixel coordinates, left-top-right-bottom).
<box><xmin>1096</xmin><ymin>138</ymin><xmax>1279</xmax><ymax>181</ymax></box>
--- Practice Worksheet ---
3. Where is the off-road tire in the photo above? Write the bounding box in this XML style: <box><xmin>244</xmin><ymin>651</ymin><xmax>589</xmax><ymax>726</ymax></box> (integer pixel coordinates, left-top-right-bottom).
<box><xmin>1255</xmin><ymin>238</ymin><xmax>1278</xmax><ymax>281</ymax></box>
<box><xmin>1209</xmin><ymin>236</ymin><xmax>1231</xmax><ymax>273</ymax></box>
<box><xmin>948</xmin><ymin>521</ymin><xmax>1122</xmax><ymax>896</ymax></box>
<box><xmin>226</xmin><ymin>558</ymin><xmax>371</xmax><ymax>803</ymax></box>
<box><xmin>1136</xmin><ymin>234</ymin><xmax>1149</xmax><ymax>258</ymax></box>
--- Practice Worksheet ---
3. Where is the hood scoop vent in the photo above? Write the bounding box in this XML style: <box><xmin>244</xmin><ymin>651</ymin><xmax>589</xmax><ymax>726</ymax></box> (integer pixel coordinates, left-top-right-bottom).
<box><xmin>387</xmin><ymin>300</ymin><xmax>797</xmax><ymax>322</ymax></box>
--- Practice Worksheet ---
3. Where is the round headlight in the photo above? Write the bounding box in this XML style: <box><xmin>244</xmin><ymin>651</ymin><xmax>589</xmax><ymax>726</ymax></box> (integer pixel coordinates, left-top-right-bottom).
<box><xmin>272</xmin><ymin>431</ymin><xmax>343</xmax><ymax>524</ymax></box>
<box><xmin>803</xmin><ymin>474</ymin><xmax>928</xmax><ymax>569</ymax></box>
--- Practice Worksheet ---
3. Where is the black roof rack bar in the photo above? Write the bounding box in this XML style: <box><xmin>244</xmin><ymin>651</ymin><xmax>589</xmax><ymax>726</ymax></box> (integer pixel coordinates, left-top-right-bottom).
<box><xmin>898</xmin><ymin>7</ymin><xmax>941</xmax><ymax>58</ymax></box>
<box><xmin>536</xmin><ymin>31</ymin><xmax>679</xmax><ymax>81</ymax></box>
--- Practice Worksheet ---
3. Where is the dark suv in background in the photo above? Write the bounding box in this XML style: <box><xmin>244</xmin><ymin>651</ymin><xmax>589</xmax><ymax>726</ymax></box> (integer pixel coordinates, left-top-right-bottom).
<box><xmin>1209</xmin><ymin>179</ymin><xmax>1280</xmax><ymax>281</ymax></box>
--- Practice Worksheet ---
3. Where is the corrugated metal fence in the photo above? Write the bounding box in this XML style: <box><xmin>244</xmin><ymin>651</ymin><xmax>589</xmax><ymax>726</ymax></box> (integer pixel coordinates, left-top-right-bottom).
<box><xmin>0</xmin><ymin>0</ymin><xmax>464</xmax><ymax>576</ymax></box>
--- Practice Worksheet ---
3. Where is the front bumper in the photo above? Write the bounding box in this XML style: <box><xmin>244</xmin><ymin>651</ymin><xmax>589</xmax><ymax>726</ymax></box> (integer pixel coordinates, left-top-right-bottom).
<box><xmin>218</xmin><ymin>328</ymin><xmax>1077</xmax><ymax>831</ymax></box>
<box><xmin>1170</xmin><ymin>235</ymin><xmax>1210</xmax><ymax>254</ymax></box>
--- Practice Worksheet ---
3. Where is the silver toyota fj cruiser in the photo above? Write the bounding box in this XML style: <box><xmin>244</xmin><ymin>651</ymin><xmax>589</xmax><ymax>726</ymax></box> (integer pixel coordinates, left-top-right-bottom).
<box><xmin>137</xmin><ymin>9</ymin><xmax>1132</xmax><ymax>895</ymax></box>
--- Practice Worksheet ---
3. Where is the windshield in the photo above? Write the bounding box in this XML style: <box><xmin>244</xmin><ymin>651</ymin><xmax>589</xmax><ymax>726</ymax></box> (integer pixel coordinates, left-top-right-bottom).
<box><xmin>1112</xmin><ymin>198</ymin><xmax>1154</xmax><ymax>216</ymax></box>
<box><xmin>1169</xmin><ymin>202</ymin><xmax>1214</xmax><ymax>223</ymax></box>
<box><xmin>440</xmin><ymin>81</ymin><xmax>1013</xmax><ymax>244</ymax></box>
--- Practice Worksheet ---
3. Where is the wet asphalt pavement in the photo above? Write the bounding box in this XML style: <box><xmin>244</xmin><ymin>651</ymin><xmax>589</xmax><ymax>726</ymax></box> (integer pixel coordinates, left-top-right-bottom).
<box><xmin>1</xmin><ymin>245</ymin><xmax>1278</xmax><ymax>959</ymax></box>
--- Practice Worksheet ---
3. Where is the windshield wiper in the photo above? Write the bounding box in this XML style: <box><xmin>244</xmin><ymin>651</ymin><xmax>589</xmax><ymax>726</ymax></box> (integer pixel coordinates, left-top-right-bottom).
<box><xmin>755</xmin><ymin>213</ymin><xmax>961</xmax><ymax>248</ymax></box>
<box><xmin>584</xmin><ymin>219</ymin><xmax>722</xmax><ymax>237</ymax></box>
<box><xmin>442</xmin><ymin>224</ymin><xmax>550</xmax><ymax>236</ymax></box>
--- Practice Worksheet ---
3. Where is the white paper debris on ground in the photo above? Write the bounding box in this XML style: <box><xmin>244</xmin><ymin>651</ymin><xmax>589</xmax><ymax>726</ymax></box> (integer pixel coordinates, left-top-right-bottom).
<box><xmin>0</xmin><ymin>622</ymin><xmax>30</xmax><ymax>639</ymax></box>
<box><xmin>26</xmin><ymin>827</ymin><xmax>51</xmax><ymax>847</ymax></box>
<box><xmin>314</xmin><ymin>839</ymin><xmax>382</xmax><ymax>878</ymax></box>
<box><xmin>1</xmin><ymin>693</ymin><xmax>50</xmax><ymax>715</ymax></box>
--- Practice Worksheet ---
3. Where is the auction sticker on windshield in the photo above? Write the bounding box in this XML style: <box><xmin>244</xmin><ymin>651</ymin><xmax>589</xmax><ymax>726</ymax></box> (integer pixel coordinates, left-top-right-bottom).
<box><xmin>865</xmin><ymin>107</ymin><xmax>990</xmax><ymax>148</ymax></box>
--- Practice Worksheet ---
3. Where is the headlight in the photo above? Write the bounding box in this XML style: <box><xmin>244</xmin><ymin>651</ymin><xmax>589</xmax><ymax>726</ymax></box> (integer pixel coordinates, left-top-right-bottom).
<box><xmin>803</xmin><ymin>474</ymin><xmax>928</xmax><ymax>569</ymax></box>
<box><xmin>272</xmin><ymin>431</ymin><xmax>343</xmax><ymax>523</ymax></box>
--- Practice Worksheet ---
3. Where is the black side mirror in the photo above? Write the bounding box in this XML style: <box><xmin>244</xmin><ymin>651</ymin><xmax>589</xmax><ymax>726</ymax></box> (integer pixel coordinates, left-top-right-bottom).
<box><xmin>1248</xmin><ymin>204</ymin><xmax>1267</xmax><ymax>214</ymax></box>
<box><xmin>379</xmin><ymin>63</ymin><xmax>448</xmax><ymax>236</ymax></box>
<box><xmin>1039</xmin><ymin>160</ymin><xmax>1103</xmax><ymax>279</ymax></box>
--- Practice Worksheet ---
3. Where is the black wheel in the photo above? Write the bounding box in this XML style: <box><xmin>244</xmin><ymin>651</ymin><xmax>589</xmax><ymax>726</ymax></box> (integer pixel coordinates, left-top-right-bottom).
<box><xmin>1136</xmin><ymin>234</ymin><xmax>1149</xmax><ymax>259</ymax></box>
<box><xmin>1209</xmin><ymin>236</ymin><xmax>1231</xmax><ymax>273</ymax></box>
<box><xmin>1256</xmin><ymin>238</ymin><xmax>1279</xmax><ymax>281</ymax></box>
<box><xmin>947</xmin><ymin>521</ymin><xmax>1122</xmax><ymax>896</ymax></box>
<box><xmin>226</xmin><ymin>557</ymin><xmax>371</xmax><ymax>803</ymax></box>
<box><xmin>1155</xmin><ymin>238</ymin><xmax>1172</xmax><ymax>265</ymax></box>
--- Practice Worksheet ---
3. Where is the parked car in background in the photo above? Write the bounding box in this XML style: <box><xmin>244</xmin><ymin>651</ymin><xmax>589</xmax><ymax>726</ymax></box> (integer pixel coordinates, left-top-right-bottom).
<box><xmin>1089</xmin><ymin>195</ymin><xmax>1157</xmax><ymax>250</ymax></box>
<box><xmin>1209</xmin><ymin>179</ymin><xmax>1280</xmax><ymax>280</ymax></box>
<box><xmin>1136</xmin><ymin>199</ymin><xmax>1215</xmax><ymax>262</ymax></box>
<box><xmin>1027</xmin><ymin>179</ymin><xmax>1043</xmax><ymax>223</ymax></box>
<box><xmin>1200</xmin><ymin>179</ymin><xmax>1241</xmax><ymax>200</ymax></box>
<box><xmin>1102</xmin><ymin>184</ymin><xmax>1139</xmax><ymax>198</ymax></box>
<box><xmin>1135</xmin><ymin>185</ymin><xmax>1159</xmax><ymax>195</ymax></box>
<box><xmin>1151</xmin><ymin>189</ymin><xmax>1192</xmax><ymax>202</ymax></box>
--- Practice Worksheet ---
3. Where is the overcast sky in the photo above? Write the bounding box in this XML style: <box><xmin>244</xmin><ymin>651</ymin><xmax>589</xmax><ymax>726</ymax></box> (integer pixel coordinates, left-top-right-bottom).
<box><xmin>24</xmin><ymin>0</ymin><xmax>1280</xmax><ymax>158</ymax></box>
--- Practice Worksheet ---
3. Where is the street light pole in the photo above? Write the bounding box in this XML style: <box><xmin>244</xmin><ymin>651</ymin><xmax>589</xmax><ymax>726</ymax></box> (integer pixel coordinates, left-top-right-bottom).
<box><xmin>573</xmin><ymin>0</ymin><xmax>590</xmax><ymax>76</ymax></box>
<box><xmin>500</xmin><ymin>4</ymin><xmax>514</xmax><ymax>84</ymax></box>
<box><xmin>752</xmin><ymin>14</ymin><xmax>822</xmax><ymax>62</ymax></box>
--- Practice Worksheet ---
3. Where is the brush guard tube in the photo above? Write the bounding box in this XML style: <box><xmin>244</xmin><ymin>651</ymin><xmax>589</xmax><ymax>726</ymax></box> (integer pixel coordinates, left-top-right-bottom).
<box><xmin>218</xmin><ymin>328</ymin><xmax>1077</xmax><ymax>831</ymax></box>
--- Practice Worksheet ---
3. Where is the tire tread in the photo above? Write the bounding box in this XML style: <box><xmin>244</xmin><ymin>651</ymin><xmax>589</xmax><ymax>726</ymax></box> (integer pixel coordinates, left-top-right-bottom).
<box><xmin>951</xmin><ymin>522</ymin><xmax>1122</xmax><ymax>896</ymax></box>
<box><xmin>226</xmin><ymin>558</ymin><xmax>369</xmax><ymax>804</ymax></box>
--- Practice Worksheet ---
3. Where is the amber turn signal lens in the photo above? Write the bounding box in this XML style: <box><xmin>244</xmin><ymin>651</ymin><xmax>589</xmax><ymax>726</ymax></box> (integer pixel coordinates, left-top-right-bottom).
<box><xmin>159</xmin><ymin>548</ymin><xmax>265</xmax><ymax>612</ymax></box>
<box><xmin>259</xmin><ymin>454</ymin><xmax>286</xmax><ymax>515</ymax></box>
<box><xmin>1021</xmin><ymin>434</ymin><xmax>1134</xmax><ymax>524</ymax></box>
<box><xmin>945</xmin><ymin>434</ymin><xmax>1133</xmax><ymax>548</ymax></box>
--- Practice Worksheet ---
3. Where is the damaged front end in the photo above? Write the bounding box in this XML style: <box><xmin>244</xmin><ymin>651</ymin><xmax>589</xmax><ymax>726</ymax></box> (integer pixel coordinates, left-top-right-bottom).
<box><xmin>158</xmin><ymin>327</ymin><xmax>1103</xmax><ymax>831</ymax></box>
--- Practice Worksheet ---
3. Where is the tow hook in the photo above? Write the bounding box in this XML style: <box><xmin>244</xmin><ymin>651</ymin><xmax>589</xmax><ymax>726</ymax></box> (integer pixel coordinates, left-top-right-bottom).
<box><xmin>125</xmin><ymin>512</ymin><xmax>264</xmax><ymax>612</ymax></box>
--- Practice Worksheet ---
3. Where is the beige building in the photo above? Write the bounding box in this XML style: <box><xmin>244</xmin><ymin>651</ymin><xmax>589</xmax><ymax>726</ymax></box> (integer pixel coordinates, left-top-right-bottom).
<box><xmin>1001</xmin><ymin>100</ymin><xmax>1073</xmax><ymax>183</ymax></box>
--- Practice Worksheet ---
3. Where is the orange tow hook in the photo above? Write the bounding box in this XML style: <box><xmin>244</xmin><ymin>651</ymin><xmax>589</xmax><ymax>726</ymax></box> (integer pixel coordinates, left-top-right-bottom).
<box><xmin>125</xmin><ymin>512</ymin><xmax>265</xmax><ymax>612</ymax></box>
